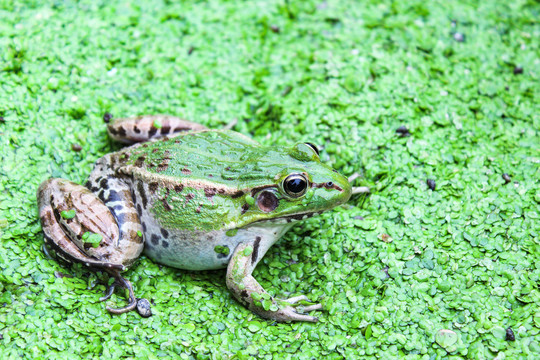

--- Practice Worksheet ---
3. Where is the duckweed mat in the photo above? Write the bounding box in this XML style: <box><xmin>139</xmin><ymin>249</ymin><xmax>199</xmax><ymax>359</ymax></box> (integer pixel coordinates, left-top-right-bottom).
<box><xmin>1</xmin><ymin>0</ymin><xmax>539</xmax><ymax>359</ymax></box>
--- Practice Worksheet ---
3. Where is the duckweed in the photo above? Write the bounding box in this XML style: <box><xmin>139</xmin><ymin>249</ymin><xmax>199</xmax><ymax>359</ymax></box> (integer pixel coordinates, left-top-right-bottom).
<box><xmin>0</xmin><ymin>0</ymin><xmax>538</xmax><ymax>359</ymax></box>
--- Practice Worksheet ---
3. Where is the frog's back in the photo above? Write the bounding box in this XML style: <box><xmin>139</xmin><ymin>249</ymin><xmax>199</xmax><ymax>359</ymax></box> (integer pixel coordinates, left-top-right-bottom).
<box><xmin>118</xmin><ymin>130</ymin><xmax>279</xmax><ymax>188</ymax></box>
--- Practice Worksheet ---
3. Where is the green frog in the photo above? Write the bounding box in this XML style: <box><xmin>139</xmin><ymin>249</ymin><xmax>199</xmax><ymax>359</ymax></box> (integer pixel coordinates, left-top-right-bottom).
<box><xmin>37</xmin><ymin>115</ymin><xmax>352</xmax><ymax>322</ymax></box>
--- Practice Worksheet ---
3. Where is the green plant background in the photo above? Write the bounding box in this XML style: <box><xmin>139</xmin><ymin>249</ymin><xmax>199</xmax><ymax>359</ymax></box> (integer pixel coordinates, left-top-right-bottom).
<box><xmin>1</xmin><ymin>0</ymin><xmax>539</xmax><ymax>359</ymax></box>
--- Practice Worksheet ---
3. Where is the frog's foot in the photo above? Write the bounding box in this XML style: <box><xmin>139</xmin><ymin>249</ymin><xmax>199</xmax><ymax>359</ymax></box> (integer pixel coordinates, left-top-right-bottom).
<box><xmin>101</xmin><ymin>271</ymin><xmax>138</xmax><ymax>314</ymax></box>
<box><xmin>226</xmin><ymin>243</ymin><xmax>323</xmax><ymax>323</ymax></box>
<box><xmin>106</xmin><ymin>114</ymin><xmax>208</xmax><ymax>143</ymax></box>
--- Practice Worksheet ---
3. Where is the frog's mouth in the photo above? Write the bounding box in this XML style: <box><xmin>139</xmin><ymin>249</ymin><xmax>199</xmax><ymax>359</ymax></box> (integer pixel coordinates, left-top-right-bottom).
<box><xmin>253</xmin><ymin>211</ymin><xmax>321</xmax><ymax>225</ymax></box>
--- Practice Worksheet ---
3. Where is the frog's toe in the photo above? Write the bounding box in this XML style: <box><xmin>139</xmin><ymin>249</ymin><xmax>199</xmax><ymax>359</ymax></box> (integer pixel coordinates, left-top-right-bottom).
<box><xmin>302</xmin><ymin>303</ymin><xmax>323</xmax><ymax>312</ymax></box>
<box><xmin>106</xmin><ymin>300</ymin><xmax>137</xmax><ymax>314</ymax></box>
<box><xmin>102</xmin><ymin>274</ymin><xmax>138</xmax><ymax>315</ymax></box>
<box><xmin>284</xmin><ymin>295</ymin><xmax>310</xmax><ymax>304</ymax></box>
<box><xmin>99</xmin><ymin>282</ymin><xmax>117</xmax><ymax>302</ymax></box>
<box><xmin>276</xmin><ymin>306</ymin><xmax>319</xmax><ymax>323</ymax></box>
<box><xmin>283</xmin><ymin>295</ymin><xmax>322</xmax><ymax>312</ymax></box>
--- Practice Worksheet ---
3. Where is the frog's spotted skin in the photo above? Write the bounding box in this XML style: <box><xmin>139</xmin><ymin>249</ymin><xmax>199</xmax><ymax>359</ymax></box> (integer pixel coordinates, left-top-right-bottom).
<box><xmin>37</xmin><ymin>115</ymin><xmax>352</xmax><ymax>322</ymax></box>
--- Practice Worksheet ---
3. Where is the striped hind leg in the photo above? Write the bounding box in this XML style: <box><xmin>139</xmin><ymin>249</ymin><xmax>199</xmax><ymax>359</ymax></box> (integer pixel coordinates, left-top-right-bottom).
<box><xmin>37</xmin><ymin>174</ymin><xmax>144</xmax><ymax>314</ymax></box>
<box><xmin>106</xmin><ymin>114</ymin><xmax>208</xmax><ymax>144</ymax></box>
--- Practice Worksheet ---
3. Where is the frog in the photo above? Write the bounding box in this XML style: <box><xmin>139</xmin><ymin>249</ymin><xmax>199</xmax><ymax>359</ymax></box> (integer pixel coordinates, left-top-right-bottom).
<box><xmin>37</xmin><ymin>115</ymin><xmax>352</xmax><ymax>322</ymax></box>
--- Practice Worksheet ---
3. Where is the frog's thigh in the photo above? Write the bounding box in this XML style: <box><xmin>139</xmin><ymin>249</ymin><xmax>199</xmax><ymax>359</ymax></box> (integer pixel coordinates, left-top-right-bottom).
<box><xmin>37</xmin><ymin>178</ymin><xmax>143</xmax><ymax>269</ymax></box>
<box><xmin>226</xmin><ymin>241</ymin><xmax>320</xmax><ymax>323</ymax></box>
<box><xmin>107</xmin><ymin>115</ymin><xmax>208</xmax><ymax>143</ymax></box>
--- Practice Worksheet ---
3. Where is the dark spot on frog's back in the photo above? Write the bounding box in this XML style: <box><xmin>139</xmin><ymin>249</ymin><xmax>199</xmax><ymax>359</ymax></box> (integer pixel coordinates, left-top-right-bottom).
<box><xmin>162</xmin><ymin>199</ymin><xmax>172</xmax><ymax>211</ymax></box>
<box><xmin>117</xmin><ymin>127</ymin><xmax>127</xmax><ymax>137</ymax></box>
<box><xmin>151</xmin><ymin>234</ymin><xmax>159</xmax><ymax>245</ymax></box>
<box><xmin>109</xmin><ymin>155</ymin><xmax>117</xmax><ymax>167</ymax></box>
<box><xmin>174</xmin><ymin>184</ymin><xmax>183</xmax><ymax>193</ymax></box>
<box><xmin>118</xmin><ymin>153</ymin><xmax>129</xmax><ymax>164</ymax></box>
<box><xmin>148</xmin><ymin>126</ymin><xmax>158</xmax><ymax>137</ymax></box>
<box><xmin>149</xmin><ymin>182</ymin><xmax>158</xmax><ymax>193</ymax></box>
<box><xmin>160</xmin><ymin>228</ymin><xmax>169</xmax><ymax>238</ymax></box>
<box><xmin>157</xmin><ymin>162</ymin><xmax>169</xmax><ymax>172</ymax></box>
<box><xmin>161</xmin><ymin>188</ymin><xmax>172</xmax><ymax>211</ymax></box>
<box><xmin>137</xmin><ymin>181</ymin><xmax>148</xmax><ymax>208</ymax></box>
<box><xmin>134</xmin><ymin>156</ymin><xmax>146</xmax><ymax>168</ymax></box>
<box><xmin>133</xmin><ymin>125</ymin><xmax>141</xmax><ymax>134</ymax></box>
<box><xmin>204</xmin><ymin>188</ymin><xmax>217</xmax><ymax>199</ymax></box>
<box><xmin>99</xmin><ymin>178</ymin><xmax>108</xmax><ymax>189</ymax></box>
<box><xmin>162</xmin><ymin>240</ymin><xmax>169</xmax><ymax>248</ymax></box>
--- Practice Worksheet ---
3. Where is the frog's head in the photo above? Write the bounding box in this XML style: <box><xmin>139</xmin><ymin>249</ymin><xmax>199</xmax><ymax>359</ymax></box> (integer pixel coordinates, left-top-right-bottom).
<box><xmin>239</xmin><ymin>142</ymin><xmax>352</xmax><ymax>227</ymax></box>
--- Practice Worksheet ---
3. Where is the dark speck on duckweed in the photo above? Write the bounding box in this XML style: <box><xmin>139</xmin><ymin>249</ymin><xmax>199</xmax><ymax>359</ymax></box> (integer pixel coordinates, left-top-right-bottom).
<box><xmin>1</xmin><ymin>0</ymin><xmax>539</xmax><ymax>359</ymax></box>
<box><xmin>103</xmin><ymin>112</ymin><xmax>113</xmax><ymax>123</ymax></box>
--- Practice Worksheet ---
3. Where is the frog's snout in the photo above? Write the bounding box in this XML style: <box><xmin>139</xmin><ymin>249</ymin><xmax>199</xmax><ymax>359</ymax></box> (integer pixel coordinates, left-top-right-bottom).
<box><xmin>334</xmin><ymin>174</ymin><xmax>352</xmax><ymax>205</ymax></box>
<box><xmin>311</xmin><ymin>173</ymin><xmax>352</xmax><ymax>207</ymax></box>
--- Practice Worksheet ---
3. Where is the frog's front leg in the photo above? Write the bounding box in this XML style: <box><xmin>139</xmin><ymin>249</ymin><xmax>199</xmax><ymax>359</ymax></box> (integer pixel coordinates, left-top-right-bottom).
<box><xmin>226</xmin><ymin>242</ymin><xmax>322</xmax><ymax>322</ymax></box>
<box><xmin>37</xmin><ymin>177</ymin><xmax>144</xmax><ymax>314</ymax></box>
<box><xmin>106</xmin><ymin>115</ymin><xmax>208</xmax><ymax>143</ymax></box>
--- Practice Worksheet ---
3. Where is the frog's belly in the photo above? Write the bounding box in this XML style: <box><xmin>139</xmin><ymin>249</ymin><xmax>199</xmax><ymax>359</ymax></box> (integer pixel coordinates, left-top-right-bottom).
<box><xmin>142</xmin><ymin>228</ymin><xmax>243</xmax><ymax>270</ymax></box>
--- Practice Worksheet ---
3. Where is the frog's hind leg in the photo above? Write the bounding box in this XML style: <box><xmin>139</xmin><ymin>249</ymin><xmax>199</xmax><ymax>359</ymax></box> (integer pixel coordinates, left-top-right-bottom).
<box><xmin>106</xmin><ymin>115</ymin><xmax>208</xmax><ymax>144</ymax></box>
<box><xmin>37</xmin><ymin>176</ymin><xmax>144</xmax><ymax>314</ymax></box>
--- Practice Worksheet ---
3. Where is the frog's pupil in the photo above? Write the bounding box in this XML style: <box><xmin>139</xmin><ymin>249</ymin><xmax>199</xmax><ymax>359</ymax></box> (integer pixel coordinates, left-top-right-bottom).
<box><xmin>286</xmin><ymin>177</ymin><xmax>307</xmax><ymax>194</ymax></box>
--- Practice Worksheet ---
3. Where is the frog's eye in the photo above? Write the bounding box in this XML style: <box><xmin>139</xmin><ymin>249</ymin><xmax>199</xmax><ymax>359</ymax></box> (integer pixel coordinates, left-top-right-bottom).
<box><xmin>283</xmin><ymin>174</ymin><xmax>308</xmax><ymax>198</ymax></box>
<box><xmin>304</xmin><ymin>143</ymin><xmax>319</xmax><ymax>156</ymax></box>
